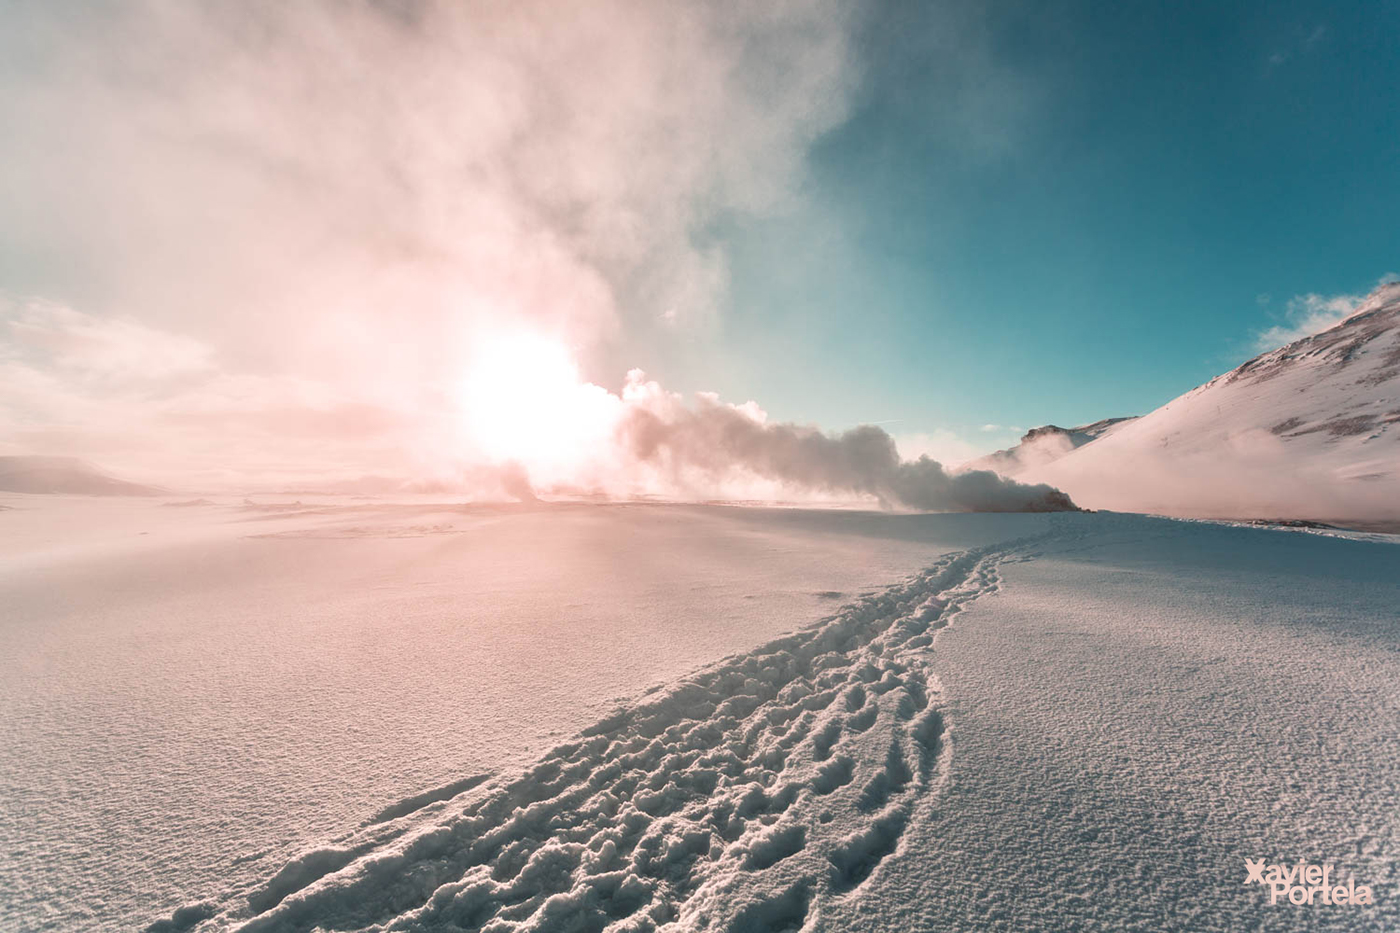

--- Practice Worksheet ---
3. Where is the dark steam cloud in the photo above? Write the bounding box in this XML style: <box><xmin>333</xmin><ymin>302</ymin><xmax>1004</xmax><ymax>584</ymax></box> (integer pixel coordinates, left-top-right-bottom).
<box><xmin>620</xmin><ymin>397</ymin><xmax>1078</xmax><ymax>512</ymax></box>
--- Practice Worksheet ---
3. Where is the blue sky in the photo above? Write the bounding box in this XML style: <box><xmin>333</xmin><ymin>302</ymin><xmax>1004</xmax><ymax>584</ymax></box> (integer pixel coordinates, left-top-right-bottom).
<box><xmin>1</xmin><ymin>0</ymin><xmax>1396</xmax><ymax>483</ymax></box>
<box><xmin>623</xmin><ymin>0</ymin><xmax>1400</xmax><ymax>450</ymax></box>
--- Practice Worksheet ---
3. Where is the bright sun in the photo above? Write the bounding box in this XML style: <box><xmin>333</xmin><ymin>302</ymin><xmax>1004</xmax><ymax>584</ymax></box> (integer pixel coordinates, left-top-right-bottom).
<box><xmin>457</xmin><ymin>332</ymin><xmax>616</xmax><ymax>476</ymax></box>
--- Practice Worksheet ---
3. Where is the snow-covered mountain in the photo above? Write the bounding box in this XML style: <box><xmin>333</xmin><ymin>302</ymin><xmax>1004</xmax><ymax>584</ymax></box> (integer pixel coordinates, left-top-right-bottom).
<box><xmin>966</xmin><ymin>416</ymin><xmax>1139</xmax><ymax>475</ymax></box>
<box><xmin>0</xmin><ymin>455</ymin><xmax>162</xmax><ymax>495</ymax></box>
<box><xmin>1000</xmin><ymin>282</ymin><xmax>1400</xmax><ymax>522</ymax></box>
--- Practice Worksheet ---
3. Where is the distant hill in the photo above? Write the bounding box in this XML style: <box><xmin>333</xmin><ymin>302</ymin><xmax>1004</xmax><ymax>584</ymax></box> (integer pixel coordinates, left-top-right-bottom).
<box><xmin>0</xmin><ymin>456</ymin><xmax>164</xmax><ymax>496</ymax></box>
<box><xmin>996</xmin><ymin>282</ymin><xmax>1400</xmax><ymax>521</ymax></box>
<box><xmin>966</xmin><ymin>417</ymin><xmax>1139</xmax><ymax>476</ymax></box>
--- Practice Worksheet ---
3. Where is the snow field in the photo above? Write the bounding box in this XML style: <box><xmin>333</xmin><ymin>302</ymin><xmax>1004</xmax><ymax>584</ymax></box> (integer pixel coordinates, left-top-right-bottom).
<box><xmin>166</xmin><ymin>542</ymin><xmax>1030</xmax><ymax>932</ymax></box>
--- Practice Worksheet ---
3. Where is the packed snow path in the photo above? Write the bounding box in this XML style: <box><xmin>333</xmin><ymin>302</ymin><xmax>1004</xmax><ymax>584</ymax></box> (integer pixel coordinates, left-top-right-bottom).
<box><xmin>162</xmin><ymin>540</ymin><xmax>1033</xmax><ymax>933</ymax></box>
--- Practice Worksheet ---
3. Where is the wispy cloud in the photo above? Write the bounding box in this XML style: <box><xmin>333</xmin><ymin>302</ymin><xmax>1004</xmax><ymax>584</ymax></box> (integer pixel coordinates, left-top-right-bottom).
<box><xmin>0</xmin><ymin>0</ymin><xmax>860</xmax><ymax>484</ymax></box>
<box><xmin>0</xmin><ymin>297</ymin><xmax>415</xmax><ymax>487</ymax></box>
<box><xmin>1252</xmin><ymin>291</ymin><xmax>1361</xmax><ymax>352</ymax></box>
<box><xmin>1251</xmin><ymin>274</ymin><xmax>1398</xmax><ymax>353</ymax></box>
<box><xmin>1266</xmin><ymin>23</ymin><xmax>1327</xmax><ymax>69</ymax></box>
<box><xmin>0</xmin><ymin>1</ymin><xmax>859</xmax><ymax>349</ymax></box>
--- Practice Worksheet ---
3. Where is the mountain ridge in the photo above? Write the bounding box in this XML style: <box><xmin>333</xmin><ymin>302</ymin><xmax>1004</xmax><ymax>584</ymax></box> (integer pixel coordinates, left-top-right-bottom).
<box><xmin>976</xmin><ymin>281</ymin><xmax>1400</xmax><ymax>521</ymax></box>
<box><xmin>0</xmin><ymin>455</ymin><xmax>164</xmax><ymax>496</ymax></box>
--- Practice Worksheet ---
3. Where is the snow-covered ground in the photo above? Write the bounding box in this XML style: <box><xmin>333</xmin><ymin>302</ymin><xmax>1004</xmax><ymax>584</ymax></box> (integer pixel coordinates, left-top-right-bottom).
<box><xmin>832</xmin><ymin>514</ymin><xmax>1400</xmax><ymax>931</ymax></box>
<box><xmin>1</xmin><ymin>495</ymin><xmax>1023</xmax><ymax>931</ymax></box>
<box><xmin>2</xmin><ymin>498</ymin><xmax>1396</xmax><ymax>931</ymax></box>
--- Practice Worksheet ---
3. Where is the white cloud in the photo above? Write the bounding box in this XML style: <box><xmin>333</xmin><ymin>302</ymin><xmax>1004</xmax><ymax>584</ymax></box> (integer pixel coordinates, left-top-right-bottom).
<box><xmin>1252</xmin><ymin>291</ymin><xmax>1362</xmax><ymax>353</ymax></box>
<box><xmin>0</xmin><ymin>0</ymin><xmax>861</xmax><ymax>485</ymax></box>
<box><xmin>3</xmin><ymin>299</ymin><xmax>212</xmax><ymax>382</ymax></box>
<box><xmin>0</xmin><ymin>2</ymin><xmax>1074</xmax><ymax>511</ymax></box>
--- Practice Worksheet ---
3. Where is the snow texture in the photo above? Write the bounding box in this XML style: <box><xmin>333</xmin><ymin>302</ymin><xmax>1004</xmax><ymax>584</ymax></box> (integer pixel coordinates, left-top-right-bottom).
<box><xmin>4</xmin><ymin>499</ymin><xmax>1396</xmax><ymax>932</ymax></box>
<box><xmin>160</xmin><ymin>540</ymin><xmax>1024</xmax><ymax>932</ymax></box>
<box><xmin>4</xmin><ymin>496</ymin><xmax>1033</xmax><ymax>932</ymax></box>
<box><xmin>833</xmin><ymin>513</ymin><xmax>1400</xmax><ymax>932</ymax></box>
<box><xmin>156</xmin><ymin>513</ymin><xmax>1399</xmax><ymax>933</ymax></box>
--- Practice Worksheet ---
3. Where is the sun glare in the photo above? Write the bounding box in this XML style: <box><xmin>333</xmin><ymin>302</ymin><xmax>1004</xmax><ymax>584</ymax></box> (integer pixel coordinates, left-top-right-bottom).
<box><xmin>457</xmin><ymin>332</ymin><xmax>616</xmax><ymax>477</ymax></box>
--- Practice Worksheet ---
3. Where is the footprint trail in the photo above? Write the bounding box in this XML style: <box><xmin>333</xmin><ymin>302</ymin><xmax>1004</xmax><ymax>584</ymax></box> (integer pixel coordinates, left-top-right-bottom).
<box><xmin>162</xmin><ymin>539</ymin><xmax>1032</xmax><ymax>933</ymax></box>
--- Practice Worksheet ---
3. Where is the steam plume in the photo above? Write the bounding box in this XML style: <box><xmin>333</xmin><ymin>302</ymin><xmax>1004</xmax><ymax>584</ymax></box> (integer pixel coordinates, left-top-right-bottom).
<box><xmin>618</xmin><ymin>387</ymin><xmax>1077</xmax><ymax>512</ymax></box>
<box><xmin>0</xmin><ymin>1</ymin><xmax>1079</xmax><ymax>515</ymax></box>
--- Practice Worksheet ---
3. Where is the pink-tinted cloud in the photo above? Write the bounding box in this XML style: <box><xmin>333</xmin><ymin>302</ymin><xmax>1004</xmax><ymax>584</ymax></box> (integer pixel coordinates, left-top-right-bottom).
<box><xmin>0</xmin><ymin>0</ymin><xmax>858</xmax><ymax>486</ymax></box>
